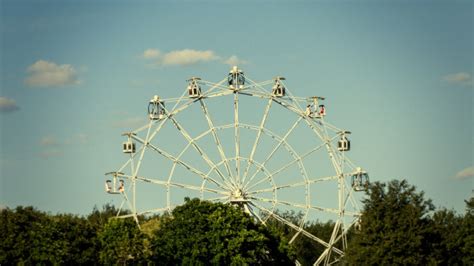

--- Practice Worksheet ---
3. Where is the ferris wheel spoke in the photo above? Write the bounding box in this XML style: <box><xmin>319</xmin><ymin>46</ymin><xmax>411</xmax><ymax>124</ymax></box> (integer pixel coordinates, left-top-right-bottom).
<box><xmin>131</xmin><ymin>135</ymin><xmax>230</xmax><ymax>191</ymax></box>
<box><xmin>242</xmin><ymin>77</ymin><xmax>273</xmax><ymax>94</ymax></box>
<box><xmin>247</xmin><ymin>142</ymin><xmax>334</xmax><ymax>191</ymax></box>
<box><xmin>198</xmin><ymin>99</ymin><xmax>237</xmax><ymax>186</ymax></box>
<box><xmin>233</xmin><ymin>92</ymin><xmax>241</xmax><ymax>184</ymax></box>
<box><xmin>250</xmin><ymin>196</ymin><xmax>310</xmax><ymax>213</ymax></box>
<box><xmin>200</xmin><ymin>78</ymin><xmax>230</xmax><ymax>92</ymax></box>
<box><xmin>242</xmin><ymin>98</ymin><xmax>273</xmax><ymax>185</ymax></box>
<box><xmin>246</xmin><ymin>203</ymin><xmax>268</xmax><ymax>225</ymax></box>
<box><xmin>243</xmin><ymin>117</ymin><xmax>303</xmax><ymax>189</ymax></box>
<box><xmin>126</xmin><ymin>174</ymin><xmax>228</xmax><ymax>195</ymax></box>
<box><xmin>167</xmin><ymin>116</ymin><xmax>237</xmax><ymax>189</ymax></box>
<box><xmin>249</xmin><ymin>201</ymin><xmax>343</xmax><ymax>256</ymax></box>
<box><xmin>143</xmin><ymin>87</ymin><xmax>191</xmax><ymax>144</ymax></box>
<box><xmin>251</xmin><ymin>196</ymin><xmax>356</xmax><ymax>216</ymax></box>
<box><xmin>206</xmin><ymin>195</ymin><xmax>230</xmax><ymax>202</ymax></box>
<box><xmin>247</xmin><ymin>175</ymin><xmax>339</xmax><ymax>195</ymax></box>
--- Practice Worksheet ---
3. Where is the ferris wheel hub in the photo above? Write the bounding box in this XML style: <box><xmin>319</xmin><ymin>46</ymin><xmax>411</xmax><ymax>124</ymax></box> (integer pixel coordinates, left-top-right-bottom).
<box><xmin>229</xmin><ymin>188</ymin><xmax>249</xmax><ymax>203</ymax></box>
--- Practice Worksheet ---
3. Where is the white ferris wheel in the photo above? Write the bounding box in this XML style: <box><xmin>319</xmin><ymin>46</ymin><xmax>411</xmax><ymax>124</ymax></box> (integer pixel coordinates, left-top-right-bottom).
<box><xmin>104</xmin><ymin>66</ymin><xmax>369</xmax><ymax>265</ymax></box>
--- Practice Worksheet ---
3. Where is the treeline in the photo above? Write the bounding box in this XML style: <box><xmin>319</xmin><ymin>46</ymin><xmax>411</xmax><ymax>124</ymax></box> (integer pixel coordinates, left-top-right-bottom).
<box><xmin>1</xmin><ymin>180</ymin><xmax>473</xmax><ymax>265</ymax></box>
<box><xmin>344</xmin><ymin>180</ymin><xmax>473</xmax><ymax>265</ymax></box>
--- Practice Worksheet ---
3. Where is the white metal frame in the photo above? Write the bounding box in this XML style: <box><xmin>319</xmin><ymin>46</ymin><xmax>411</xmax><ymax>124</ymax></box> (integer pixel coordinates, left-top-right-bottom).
<box><xmin>105</xmin><ymin>66</ymin><xmax>368</xmax><ymax>265</ymax></box>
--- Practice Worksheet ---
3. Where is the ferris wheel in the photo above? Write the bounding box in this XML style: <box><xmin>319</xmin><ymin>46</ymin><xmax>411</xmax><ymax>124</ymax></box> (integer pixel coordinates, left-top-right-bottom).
<box><xmin>104</xmin><ymin>66</ymin><xmax>369</xmax><ymax>265</ymax></box>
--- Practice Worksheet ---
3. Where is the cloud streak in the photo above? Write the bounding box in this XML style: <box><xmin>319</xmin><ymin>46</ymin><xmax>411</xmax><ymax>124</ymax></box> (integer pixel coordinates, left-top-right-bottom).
<box><xmin>454</xmin><ymin>166</ymin><xmax>474</xmax><ymax>180</ymax></box>
<box><xmin>161</xmin><ymin>49</ymin><xmax>217</xmax><ymax>66</ymax></box>
<box><xmin>25</xmin><ymin>60</ymin><xmax>80</xmax><ymax>87</ymax></box>
<box><xmin>224</xmin><ymin>55</ymin><xmax>248</xmax><ymax>66</ymax></box>
<box><xmin>443</xmin><ymin>72</ymin><xmax>473</xmax><ymax>87</ymax></box>
<box><xmin>143</xmin><ymin>48</ymin><xmax>161</xmax><ymax>59</ymax></box>
<box><xmin>0</xmin><ymin>97</ymin><xmax>20</xmax><ymax>113</ymax></box>
<box><xmin>40</xmin><ymin>135</ymin><xmax>60</xmax><ymax>146</ymax></box>
<box><xmin>142</xmin><ymin>48</ymin><xmax>248</xmax><ymax>67</ymax></box>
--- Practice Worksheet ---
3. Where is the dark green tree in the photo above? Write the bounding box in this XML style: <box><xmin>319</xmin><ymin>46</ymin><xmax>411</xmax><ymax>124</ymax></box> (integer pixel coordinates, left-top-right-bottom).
<box><xmin>0</xmin><ymin>206</ymin><xmax>64</xmax><ymax>264</ymax></box>
<box><xmin>150</xmin><ymin>198</ymin><xmax>295</xmax><ymax>265</ymax></box>
<box><xmin>461</xmin><ymin>197</ymin><xmax>474</xmax><ymax>264</ymax></box>
<box><xmin>52</xmin><ymin>213</ymin><xmax>97</xmax><ymax>264</ymax></box>
<box><xmin>265</xmin><ymin>210</ymin><xmax>339</xmax><ymax>265</ymax></box>
<box><xmin>98</xmin><ymin>217</ymin><xmax>147</xmax><ymax>265</ymax></box>
<box><xmin>344</xmin><ymin>180</ymin><xmax>435</xmax><ymax>265</ymax></box>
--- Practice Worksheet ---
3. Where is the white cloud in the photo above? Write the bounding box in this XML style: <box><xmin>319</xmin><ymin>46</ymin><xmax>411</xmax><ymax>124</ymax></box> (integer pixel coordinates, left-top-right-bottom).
<box><xmin>454</xmin><ymin>166</ymin><xmax>474</xmax><ymax>180</ymax></box>
<box><xmin>40</xmin><ymin>135</ymin><xmax>60</xmax><ymax>146</ymax></box>
<box><xmin>443</xmin><ymin>72</ymin><xmax>473</xmax><ymax>86</ymax></box>
<box><xmin>141</xmin><ymin>48</ymin><xmax>247</xmax><ymax>67</ymax></box>
<box><xmin>0</xmin><ymin>97</ymin><xmax>20</xmax><ymax>113</ymax></box>
<box><xmin>143</xmin><ymin>49</ymin><xmax>161</xmax><ymax>59</ymax></box>
<box><xmin>25</xmin><ymin>60</ymin><xmax>80</xmax><ymax>87</ymax></box>
<box><xmin>224</xmin><ymin>55</ymin><xmax>248</xmax><ymax>66</ymax></box>
<box><xmin>161</xmin><ymin>49</ymin><xmax>218</xmax><ymax>66</ymax></box>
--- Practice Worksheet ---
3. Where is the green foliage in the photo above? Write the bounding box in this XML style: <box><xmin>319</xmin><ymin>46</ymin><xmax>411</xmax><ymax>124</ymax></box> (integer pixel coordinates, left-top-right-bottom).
<box><xmin>461</xmin><ymin>197</ymin><xmax>474</xmax><ymax>265</ymax></box>
<box><xmin>150</xmin><ymin>198</ymin><xmax>295</xmax><ymax>265</ymax></box>
<box><xmin>0</xmin><ymin>206</ymin><xmax>96</xmax><ymax>264</ymax></box>
<box><xmin>344</xmin><ymin>180</ymin><xmax>435</xmax><ymax>265</ymax></box>
<box><xmin>98</xmin><ymin>218</ymin><xmax>147</xmax><ymax>265</ymax></box>
<box><xmin>266</xmin><ymin>210</ymin><xmax>340</xmax><ymax>265</ymax></box>
<box><xmin>1</xmin><ymin>191</ymin><xmax>473</xmax><ymax>265</ymax></box>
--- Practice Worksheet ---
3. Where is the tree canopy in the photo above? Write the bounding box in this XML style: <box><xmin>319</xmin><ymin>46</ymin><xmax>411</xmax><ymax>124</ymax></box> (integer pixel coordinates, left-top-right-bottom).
<box><xmin>1</xmin><ymin>181</ymin><xmax>473</xmax><ymax>265</ymax></box>
<box><xmin>344</xmin><ymin>179</ymin><xmax>473</xmax><ymax>265</ymax></box>
<box><xmin>151</xmin><ymin>198</ymin><xmax>295</xmax><ymax>265</ymax></box>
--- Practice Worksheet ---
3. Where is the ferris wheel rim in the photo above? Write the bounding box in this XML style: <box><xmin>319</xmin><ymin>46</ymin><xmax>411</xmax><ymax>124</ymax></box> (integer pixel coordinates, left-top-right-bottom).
<box><xmin>108</xmin><ymin>67</ymin><xmax>367</xmax><ymax>265</ymax></box>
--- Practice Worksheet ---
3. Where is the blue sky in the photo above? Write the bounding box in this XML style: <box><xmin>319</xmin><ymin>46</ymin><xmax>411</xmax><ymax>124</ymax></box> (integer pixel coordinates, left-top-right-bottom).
<box><xmin>0</xmin><ymin>0</ymin><xmax>472</xmax><ymax>216</ymax></box>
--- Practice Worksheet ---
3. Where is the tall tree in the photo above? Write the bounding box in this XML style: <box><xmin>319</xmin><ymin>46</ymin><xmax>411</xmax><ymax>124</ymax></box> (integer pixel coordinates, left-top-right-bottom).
<box><xmin>0</xmin><ymin>206</ymin><xmax>64</xmax><ymax>264</ymax></box>
<box><xmin>344</xmin><ymin>180</ymin><xmax>435</xmax><ymax>265</ymax></box>
<box><xmin>461</xmin><ymin>197</ymin><xmax>474</xmax><ymax>264</ymax></box>
<box><xmin>98</xmin><ymin>218</ymin><xmax>147</xmax><ymax>265</ymax></box>
<box><xmin>150</xmin><ymin>198</ymin><xmax>295</xmax><ymax>265</ymax></box>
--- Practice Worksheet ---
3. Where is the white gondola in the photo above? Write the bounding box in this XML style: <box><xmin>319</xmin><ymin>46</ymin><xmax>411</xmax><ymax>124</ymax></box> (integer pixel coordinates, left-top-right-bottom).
<box><xmin>105</xmin><ymin>172</ymin><xmax>125</xmax><ymax>194</ymax></box>
<box><xmin>351</xmin><ymin>167</ymin><xmax>369</xmax><ymax>191</ymax></box>
<box><xmin>318</xmin><ymin>104</ymin><xmax>326</xmax><ymax>116</ymax></box>
<box><xmin>228</xmin><ymin>66</ymin><xmax>245</xmax><ymax>89</ymax></box>
<box><xmin>338</xmin><ymin>131</ymin><xmax>351</xmax><ymax>152</ymax></box>
<box><xmin>272</xmin><ymin>76</ymin><xmax>286</xmax><ymax>97</ymax></box>
<box><xmin>187</xmin><ymin>77</ymin><xmax>201</xmax><ymax>98</ymax></box>
<box><xmin>148</xmin><ymin>95</ymin><xmax>165</xmax><ymax>120</ymax></box>
<box><xmin>122</xmin><ymin>141</ymin><xmax>135</xmax><ymax>153</ymax></box>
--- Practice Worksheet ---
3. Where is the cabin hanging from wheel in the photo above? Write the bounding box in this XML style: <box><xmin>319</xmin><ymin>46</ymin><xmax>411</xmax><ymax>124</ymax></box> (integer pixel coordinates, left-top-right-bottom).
<box><xmin>148</xmin><ymin>95</ymin><xmax>165</xmax><ymax>120</ymax></box>
<box><xmin>187</xmin><ymin>77</ymin><xmax>201</xmax><ymax>98</ymax></box>
<box><xmin>272</xmin><ymin>76</ymin><xmax>286</xmax><ymax>97</ymax></box>
<box><xmin>338</xmin><ymin>131</ymin><xmax>351</xmax><ymax>152</ymax></box>
<box><xmin>228</xmin><ymin>66</ymin><xmax>245</xmax><ymax>89</ymax></box>
<box><xmin>351</xmin><ymin>168</ymin><xmax>369</xmax><ymax>191</ymax></box>
<box><xmin>104</xmin><ymin>172</ymin><xmax>125</xmax><ymax>194</ymax></box>
<box><xmin>122</xmin><ymin>132</ymin><xmax>136</xmax><ymax>153</ymax></box>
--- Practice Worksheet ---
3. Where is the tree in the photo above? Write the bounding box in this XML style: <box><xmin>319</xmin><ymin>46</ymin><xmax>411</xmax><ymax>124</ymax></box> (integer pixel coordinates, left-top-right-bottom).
<box><xmin>0</xmin><ymin>206</ymin><xmax>65</xmax><ymax>264</ymax></box>
<box><xmin>98</xmin><ymin>217</ymin><xmax>147</xmax><ymax>265</ymax></box>
<box><xmin>150</xmin><ymin>198</ymin><xmax>295</xmax><ymax>265</ymax></box>
<box><xmin>344</xmin><ymin>180</ymin><xmax>435</xmax><ymax>265</ymax></box>
<box><xmin>265</xmin><ymin>210</ymin><xmax>340</xmax><ymax>265</ymax></box>
<box><xmin>52</xmin><ymin>213</ymin><xmax>97</xmax><ymax>264</ymax></box>
<box><xmin>461</xmin><ymin>197</ymin><xmax>474</xmax><ymax>264</ymax></box>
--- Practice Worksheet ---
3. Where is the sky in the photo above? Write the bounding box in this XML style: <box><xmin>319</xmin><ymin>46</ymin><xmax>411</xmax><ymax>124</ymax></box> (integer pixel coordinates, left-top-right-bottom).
<box><xmin>0</xmin><ymin>0</ymin><xmax>472</xmax><ymax>217</ymax></box>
